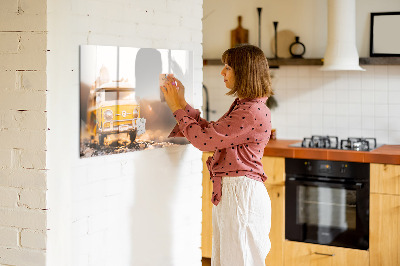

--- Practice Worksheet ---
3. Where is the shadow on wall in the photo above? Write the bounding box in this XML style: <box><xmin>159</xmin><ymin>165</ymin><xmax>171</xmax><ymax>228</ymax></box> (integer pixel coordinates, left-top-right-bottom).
<box><xmin>129</xmin><ymin>146</ymin><xmax>190</xmax><ymax>265</ymax></box>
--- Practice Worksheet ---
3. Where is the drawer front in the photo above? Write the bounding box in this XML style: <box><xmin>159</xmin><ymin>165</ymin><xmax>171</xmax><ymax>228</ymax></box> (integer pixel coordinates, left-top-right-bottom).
<box><xmin>370</xmin><ymin>163</ymin><xmax>400</xmax><ymax>195</ymax></box>
<box><xmin>284</xmin><ymin>241</ymin><xmax>369</xmax><ymax>266</ymax></box>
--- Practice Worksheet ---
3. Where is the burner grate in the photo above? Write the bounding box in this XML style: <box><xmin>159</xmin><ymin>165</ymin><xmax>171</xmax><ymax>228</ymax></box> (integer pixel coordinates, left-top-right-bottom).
<box><xmin>340</xmin><ymin>137</ymin><xmax>377</xmax><ymax>151</ymax></box>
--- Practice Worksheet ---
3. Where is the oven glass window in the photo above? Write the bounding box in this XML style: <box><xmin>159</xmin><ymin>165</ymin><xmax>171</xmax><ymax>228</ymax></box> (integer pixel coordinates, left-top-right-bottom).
<box><xmin>297</xmin><ymin>186</ymin><xmax>356</xmax><ymax>230</ymax></box>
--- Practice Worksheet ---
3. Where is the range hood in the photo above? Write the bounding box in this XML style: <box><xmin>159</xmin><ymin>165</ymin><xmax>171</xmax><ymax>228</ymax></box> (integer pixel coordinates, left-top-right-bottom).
<box><xmin>320</xmin><ymin>0</ymin><xmax>365</xmax><ymax>71</ymax></box>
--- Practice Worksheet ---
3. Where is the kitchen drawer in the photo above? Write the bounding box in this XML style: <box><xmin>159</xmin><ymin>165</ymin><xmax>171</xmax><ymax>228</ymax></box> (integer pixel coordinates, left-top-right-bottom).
<box><xmin>284</xmin><ymin>241</ymin><xmax>369</xmax><ymax>266</ymax></box>
<box><xmin>370</xmin><ymin>163</ymin><xmax>400</xmax><ymax>195</ymax></box>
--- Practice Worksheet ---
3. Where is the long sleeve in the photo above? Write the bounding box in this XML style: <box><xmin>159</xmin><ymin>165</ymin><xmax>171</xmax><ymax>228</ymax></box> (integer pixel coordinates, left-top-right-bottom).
<box><xmin>172</xmin><ymin>105</ymin><xmax>256</xmax><ymax>152</ymax></box>
<box><xmin>168</xmin><ymin>103</ymin><xmax>211</xmax><ymax>137</ymax></box>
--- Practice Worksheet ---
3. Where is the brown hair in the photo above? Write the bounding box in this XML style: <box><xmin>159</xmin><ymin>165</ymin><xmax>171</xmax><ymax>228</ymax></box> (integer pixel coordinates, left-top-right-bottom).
<box><xmin>221</xmin><ymin>44</ymin><xmax>273</xmax><ymax>99</ymax></box>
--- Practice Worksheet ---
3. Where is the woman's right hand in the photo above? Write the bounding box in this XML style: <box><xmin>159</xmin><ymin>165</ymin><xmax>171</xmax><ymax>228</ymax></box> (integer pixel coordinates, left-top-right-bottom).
<box><xmin>169</xmin><ymin>76</ymin><xmax>187</xmax><ymax>108</ymax></box>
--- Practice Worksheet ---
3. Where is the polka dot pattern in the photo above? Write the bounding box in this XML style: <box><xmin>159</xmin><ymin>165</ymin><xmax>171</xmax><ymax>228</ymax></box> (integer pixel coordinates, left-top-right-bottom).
<box><xmin>169</xmin><ymin>97</ymin><xmax>272</xmax><ymax>206</ymax></box>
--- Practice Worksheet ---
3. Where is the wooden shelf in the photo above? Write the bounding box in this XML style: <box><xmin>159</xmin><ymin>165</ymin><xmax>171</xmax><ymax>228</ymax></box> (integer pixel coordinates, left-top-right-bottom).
<box><xmin>203</xmin><ymin>58</ymin><xmax>323</xmax><ymax>67</ymax></box>
<box><xmin>359</xmin><ymin>57</ymin><xmax>400</xmax><ymax>65</ymax></box>
<box><xmin>203</xmin><ymin>57</ymin><xmax>400</xmax><ymax>67</ymax></box>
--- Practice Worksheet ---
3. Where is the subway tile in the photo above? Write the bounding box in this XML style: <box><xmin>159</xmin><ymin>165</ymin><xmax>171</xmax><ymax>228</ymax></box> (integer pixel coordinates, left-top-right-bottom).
<box><xmin>348</xmin><ymin>90</ymin><xmax>362</xmax><ymax>103</ymax></box>
<box><xmin>336</xmin><ymin>103</ymin><xmax>349</xmax><ymax>116</ymax></box>
<box><xmin>374</xmin><ymin>117</ymin><xmax>389</xmax><ymax>130</ymax></box>
<box><xmin>323</xmin><ymin>103</ymin><xmax>336</xmax><ymax>115</ymax></box>
<box><xmin>374</xmin><ymin>65</ymin><xmax>388</xmax><ymax>77</ymax></box>
<box><xmin>388</xmin><ymin>131</ymin><xmax>400</xmax><ymax>144</ymax></box>
<box><xmin>388</xmin><ymin>91</ymin><xmax>400</xmax><ymax>104</ymax></box>
<box><xmin>335</xmin><ymin>115</ymin><xmax>348</xmax><ymax>129</ymax></box>
<box><xmin>362</xmin><ymin>116</ymin><xmax>375</xmax><ymax>130</ymax></box>
<box><xmin>285</xmin><ymin>66</ymin><xmax>298</xmax><ymax>77</ymax></box>
<box><xmin>336</xmin><ymin>90</ymin><xmax>349</xmax><ymax>103</ymax></box>
<box><xmin>311</xmin><ymin>102</ymin><xmax>324</xmax><ymax>113</ymax></box>
<box><xmin>298</xmin><ymin>77</ymin><xmax>311</xmax><ymax>89</ymax></box>
<box><xmin>349</xmin><ymin>128</ymin><xmax>362</xmax><ymax>137</ymax></box>
<box><xmin>374</xmin><ymin>90</ymin><xmax>388</xmax><ymax>104</ymax></box>
<box><xmin>374</xmin><ymin>130</ymin><xmax>389</xmax><ymax>144</ymax></box>
<box><xmin>375</xmin><ymin>104</ymin><xmax>389</xmax><ymax>117</ymax></box>
<box><xmin>361</xmin><ymin>129</ymin><xmax>375</xmax><ymax>138</ymax></box>
<box><xmin>298</xmin><ymin>67</ymin><xmax>311</xmax><ymax>77</ymax></box>
<box><xmin>388</xmin><ymin>65</ymin><xmax>400</xmax><ymax>76</ymax></box>
<box><xmin>335</xmin><ymin>72</ymin><xmax>349</xmax><ymax>90</ymax></box>
<box><xmin>310</xmin><ymin>67</ymin><xmax>324</xmax><ymax>77</ymax></box>
<box><xmin>348</xmin><ymin>75</ymin><xmax>362</xmax><ymax>90</ymax></box>
<box><xmin>374</xmin><ymin>77</ymin><xmax>388</xmax><ymax>91</ymax></box>
<box><xmin>361</xmin><ymin>104</ymin><xmax>375</xmax><ymax>116</ymax></box>
<box><xmin>388</xmin><ymin>104</ymin><xmax>400</xmax><ymax>117</ymax></box>
<box><xmin>348</xmin><ymin>116</ymin><xmax>362</xmax><ymax>129</ymax></box>
<box><xmin>362</xmin><ymin>90</ymin><xmax>375</xmax><ymax>104</ymax></box>
<box><xmin>323</xmin><ymin>115</ymin><xmax>336</xmax><ymax>129</ymax></box>
<box><xmin>348</xmin><ymin>103</ymin><xmax>362</xmax><ymax>116</ymax></box>
<box><xmin>323</xmin><ymin>87</ymin><xmax>336</xmax><ymax>103</ymax></box>
<box><xmin>286</xmin><ymin>77</ymin><xmax>299</xmax><ymax>89</ymax></box>
<box><xmin>388</xmin><ymin>76</ymin><xmax>400</xmax><ymax>91</ymax></box>
<box><xmin>388</xmin><ymin>117</ymin><xmax>400</xmax><ymax>131</ymax></box>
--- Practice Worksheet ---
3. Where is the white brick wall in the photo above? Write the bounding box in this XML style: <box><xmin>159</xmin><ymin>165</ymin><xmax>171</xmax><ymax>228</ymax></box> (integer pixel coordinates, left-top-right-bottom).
<box><xmin>46</xmin><ymin>1</ymin><xmax>203</xmax><ymax>266</ymax></box>
<box><xmin>0</xmin><ymin>0</ymin><xmax>48</xmax><ymax>265</ymax></box>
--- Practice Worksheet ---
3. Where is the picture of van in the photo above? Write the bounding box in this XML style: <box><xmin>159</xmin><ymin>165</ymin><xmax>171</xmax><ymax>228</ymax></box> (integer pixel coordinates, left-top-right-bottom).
<box><xmin>86</xmin><ymin>82</ymin><xmax>146</xmax><ymax>146</ymax></box>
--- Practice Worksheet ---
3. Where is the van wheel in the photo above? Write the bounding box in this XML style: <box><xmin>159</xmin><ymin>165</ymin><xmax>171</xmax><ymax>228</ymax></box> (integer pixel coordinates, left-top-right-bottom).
<box><xmin>129</xmin><ymin>131</ymin><xmax>137</xmax><ymax>143</ymax></box>
<box><xmin>99</xmin><ymin>134</ymin><xmax>105</xmax><ymax>146</ymax></box>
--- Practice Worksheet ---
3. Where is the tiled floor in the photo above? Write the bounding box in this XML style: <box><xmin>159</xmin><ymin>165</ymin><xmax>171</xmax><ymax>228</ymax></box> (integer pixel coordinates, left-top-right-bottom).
<box><xmin>202</xmin><ymin>257</ymin><xmax>211</xmax><ymax>266</ymax></box>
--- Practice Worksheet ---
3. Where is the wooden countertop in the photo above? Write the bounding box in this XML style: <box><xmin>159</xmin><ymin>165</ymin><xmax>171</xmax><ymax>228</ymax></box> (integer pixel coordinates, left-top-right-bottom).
<box><xmin>263</xmin><ymin>139</ymin><xmax>400</xmax><ymax>165</ymax></box>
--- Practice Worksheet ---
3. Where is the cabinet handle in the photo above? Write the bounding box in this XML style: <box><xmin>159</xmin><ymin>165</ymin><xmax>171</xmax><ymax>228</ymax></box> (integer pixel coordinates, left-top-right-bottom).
<box><xmin>314</xmin><ymin>252</ymin><xmax>335</xmax><ymax>257</ymax></box>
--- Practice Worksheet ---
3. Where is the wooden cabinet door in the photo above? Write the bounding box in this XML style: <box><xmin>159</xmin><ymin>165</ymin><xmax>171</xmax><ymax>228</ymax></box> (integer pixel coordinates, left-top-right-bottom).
<box><xmin>264</xmin><ymin>184</ymin><xmax>284</xmax><ymax>266</ymax></box>
<box><xmin>370</xmin><ymin>163</ymin><xmax>400</xmax><ymax>195</ymax></box>
<box><xmin>202</xmin><ymin>154</ymin><xmax>286</xmax><ymax>263</ymax></box>
<box><xmin>262</xmin><ymin>156</ymin><xmax>285</xmax><ymax>186</ymax></box>
<box><xmin>284</xmin><ymin>241</ymin><xmax>369</xmax><ymax>266</ymax></box>
<box><xmin>370</xmin><ymin>193</ymin><xmax>400</xmax><ymax>266</ymax></box>
<box><xmin>202</xmin><ymin>152</ymin><xmax>213</xmax><ymax>258</ymax></box>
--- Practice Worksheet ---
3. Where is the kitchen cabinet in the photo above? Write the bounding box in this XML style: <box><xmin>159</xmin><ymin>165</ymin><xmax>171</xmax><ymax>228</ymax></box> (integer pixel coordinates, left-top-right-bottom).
<box><xmin>202</xmin><ymin>152</ymin><xmax>213</xmax><ymax>258</ymax></box>
<box><xmin>201</xmin><ymin>154</ymin><xmax>286</xmax><ymax>266</ymax></box>
<box><xmin>261</xmin><ymin>156</ymin><xmax>285</xmax><ymax>266</ymax></box>
<box><xmin>284</xmin><ymin>241</ymin><xmax>369</xmax><ymax>266</ymax></box>
<box><xmin>370</xmin><ymin>163</ymin><xmax>400</xmax><ymax>195</ymax></box>
<box><xmin>370</xmin><ymin>163</ymin><xmax>400</xmax><ymax>266</ymax></box>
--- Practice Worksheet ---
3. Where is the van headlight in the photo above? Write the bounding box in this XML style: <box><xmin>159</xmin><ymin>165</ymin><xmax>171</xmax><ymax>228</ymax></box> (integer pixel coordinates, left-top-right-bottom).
<box><xmin>104</xmin><ymin>109</ymin><xmax>113</xmax><ymax>121</ymax></box>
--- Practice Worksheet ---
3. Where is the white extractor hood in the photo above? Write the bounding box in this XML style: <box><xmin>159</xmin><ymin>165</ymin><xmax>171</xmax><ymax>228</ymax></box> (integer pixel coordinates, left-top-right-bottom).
<box><xmin>320</xmin><ymin>0</ymin><xmax>365</xmax><ymax>71</ymax></box>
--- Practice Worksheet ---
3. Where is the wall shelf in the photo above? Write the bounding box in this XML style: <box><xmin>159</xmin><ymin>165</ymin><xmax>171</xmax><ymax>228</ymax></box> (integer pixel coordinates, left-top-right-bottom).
<box><xmin>203</xmin><ymin>57</ymin><xmax>400</xmax><ymax>67</ymax></box>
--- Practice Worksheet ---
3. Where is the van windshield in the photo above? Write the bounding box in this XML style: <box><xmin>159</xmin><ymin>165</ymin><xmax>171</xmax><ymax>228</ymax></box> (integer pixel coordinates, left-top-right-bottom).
<box><xmin>102</xmin><ymin>91</ymin><xmax>135</xmax><ymax>101</ymax></box>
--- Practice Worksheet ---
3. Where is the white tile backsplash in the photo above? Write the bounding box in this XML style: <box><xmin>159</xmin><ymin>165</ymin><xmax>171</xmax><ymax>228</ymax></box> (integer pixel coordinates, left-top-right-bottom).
<box><xmin>204</xmin><ymin>65</ymin><xmax>400</xmax><ymax>144</ymax></box>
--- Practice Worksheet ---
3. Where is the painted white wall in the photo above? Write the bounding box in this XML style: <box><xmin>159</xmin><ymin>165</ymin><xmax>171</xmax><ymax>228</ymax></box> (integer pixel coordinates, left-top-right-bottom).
<box><xmin>203</xmin><ymin>0</ymin><xmax>400</xmax><ymax>58</ymax></box>
<box><xmin>46</xmin><ymin>0</ymin><xmax>203</xmax><ymax>265</ymax></box>
<box><xmin>0</xmin><ymin>0</ymin><xmax>48</xmax><ymax>265</ymax></box>
<box><xmin>203</xmin><ymin>0</ymin><xmax>400</xmax><ymax>145</ymax></box>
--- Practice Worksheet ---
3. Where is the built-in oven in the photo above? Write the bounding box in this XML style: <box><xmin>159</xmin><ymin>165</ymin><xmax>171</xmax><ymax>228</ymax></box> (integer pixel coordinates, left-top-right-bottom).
<box><xmin>285</xmin><ymin>158</ymin><xmax>369</xmax><ymax>250</ymax></box>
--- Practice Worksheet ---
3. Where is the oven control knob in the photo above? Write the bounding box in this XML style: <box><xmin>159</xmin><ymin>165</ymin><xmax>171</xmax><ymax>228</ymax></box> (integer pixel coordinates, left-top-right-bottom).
<box><xmin>304</xmin><ymin>162</ymin><xmax>312</xmax><ymax>171</ymax></box>
<box><xmin>340</xmin><ymin>164</ymin><xmax>347</xmax><ymax>174</ymax></box>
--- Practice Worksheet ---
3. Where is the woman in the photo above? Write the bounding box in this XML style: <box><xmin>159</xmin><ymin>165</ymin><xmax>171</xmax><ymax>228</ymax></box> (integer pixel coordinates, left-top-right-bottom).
<box><xmin>161</xmin><ymin>44</ymin><xmax>273</xmax><ymax>266</ymax></box>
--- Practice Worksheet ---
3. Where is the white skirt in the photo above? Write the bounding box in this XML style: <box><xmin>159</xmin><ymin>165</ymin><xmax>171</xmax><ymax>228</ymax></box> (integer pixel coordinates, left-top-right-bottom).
<box><xmin>212</xmin><ymin>176</ymin><xmax>271</xmax><ymax>266</ymax></box>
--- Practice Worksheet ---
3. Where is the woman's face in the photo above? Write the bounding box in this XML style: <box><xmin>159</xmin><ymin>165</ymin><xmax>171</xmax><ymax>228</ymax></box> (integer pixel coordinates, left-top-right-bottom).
<box><xmin>220</xmin><ymin>64</ymin><xmax>235</xmax><ymax>89</ymax></box>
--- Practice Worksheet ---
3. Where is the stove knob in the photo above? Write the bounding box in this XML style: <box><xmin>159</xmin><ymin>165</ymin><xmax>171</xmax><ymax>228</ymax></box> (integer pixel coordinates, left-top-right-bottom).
<box><xmin>340</xmin><ymin>164</ymin><xmax>347</xmax><ymax>174</ymax></box>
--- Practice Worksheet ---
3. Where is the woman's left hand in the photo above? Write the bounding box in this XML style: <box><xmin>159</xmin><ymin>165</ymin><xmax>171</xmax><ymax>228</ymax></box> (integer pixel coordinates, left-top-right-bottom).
<box><xmin>161</xmin><ymin>80</ymin><xmax>183</xmax><ymax>113</ymax></box>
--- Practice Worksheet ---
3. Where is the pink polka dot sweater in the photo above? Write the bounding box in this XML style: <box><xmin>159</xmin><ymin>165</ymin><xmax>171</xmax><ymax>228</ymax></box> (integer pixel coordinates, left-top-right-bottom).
<box><xmin>169</xmin><ymin>97</ymin><xmax>271</xmax><ymax>206</ymax></box>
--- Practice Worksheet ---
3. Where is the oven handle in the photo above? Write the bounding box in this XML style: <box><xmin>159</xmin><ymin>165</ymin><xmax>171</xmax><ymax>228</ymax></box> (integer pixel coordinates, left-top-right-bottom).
<box><xmin>286</xmin><ymin>177</ymin><xmax>364</xmax><ymax>189</ymax></box>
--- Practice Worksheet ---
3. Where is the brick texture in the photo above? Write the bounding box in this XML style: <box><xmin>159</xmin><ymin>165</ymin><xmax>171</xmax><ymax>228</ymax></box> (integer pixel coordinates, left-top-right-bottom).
<box><xmin>0</xmin><ymin>0</ymin><xmax>47</xmax><ymax>264</ymax></box>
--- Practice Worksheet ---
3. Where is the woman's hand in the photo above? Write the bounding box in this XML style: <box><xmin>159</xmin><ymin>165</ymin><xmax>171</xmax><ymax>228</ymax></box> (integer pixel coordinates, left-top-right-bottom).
<box><xmin>161</xmin><ymin>80</ymin><xmax>183</xmax><ymax>113</ymax></box>
<box><xmin>172</xmin><ymin>77</ymin><xmax>187</xmax><ymax>108</ymax></box>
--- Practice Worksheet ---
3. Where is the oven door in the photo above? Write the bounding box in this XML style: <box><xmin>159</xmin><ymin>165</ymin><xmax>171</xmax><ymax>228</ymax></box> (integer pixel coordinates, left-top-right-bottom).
<box><xmin>285</xmin><ymin>177</ymin><xmax>369</xmax><ymax>250</ymax></box>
